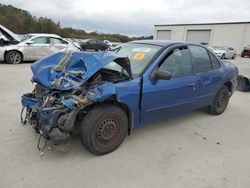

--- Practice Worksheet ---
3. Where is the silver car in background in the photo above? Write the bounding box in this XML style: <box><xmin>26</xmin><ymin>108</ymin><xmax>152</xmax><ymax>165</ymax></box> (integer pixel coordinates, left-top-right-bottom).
<box><xmin>0</xmin><ymin>33</ymin><xmax>80</xmax><ymax>64</ymax></box>
<box><xmin>210</xmin><ymin>46</ymin><xmax>237</xmax><ymax>59</ymax></box>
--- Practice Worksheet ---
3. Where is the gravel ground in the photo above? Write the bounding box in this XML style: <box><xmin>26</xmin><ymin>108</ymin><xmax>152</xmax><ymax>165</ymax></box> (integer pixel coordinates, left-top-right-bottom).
<box><xmin>0</xmin><ymin>57</ymin><xmax>250</xmax><ymax>188</ymax></box>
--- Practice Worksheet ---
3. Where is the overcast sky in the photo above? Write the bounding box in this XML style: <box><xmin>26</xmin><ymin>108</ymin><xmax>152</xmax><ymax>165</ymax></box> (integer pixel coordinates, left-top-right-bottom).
<box><xmin>1</xmin><ymin>0</ymin><xmax>250</xmax><ymax>36</ymax></box>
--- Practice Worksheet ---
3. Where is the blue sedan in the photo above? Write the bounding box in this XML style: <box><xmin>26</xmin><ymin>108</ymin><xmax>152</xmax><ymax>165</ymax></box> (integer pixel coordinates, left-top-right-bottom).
<box><xmin>21</xmin><ymin>40</ymin><xmax>238</xmax><ymax>155</ymax></box>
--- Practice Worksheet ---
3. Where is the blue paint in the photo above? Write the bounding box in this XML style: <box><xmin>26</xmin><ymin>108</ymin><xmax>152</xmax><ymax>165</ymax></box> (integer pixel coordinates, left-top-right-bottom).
<box><xmin>87</xmin><ymin>82</ymin><xmax>116</xmax><ymax>102</ymax></box>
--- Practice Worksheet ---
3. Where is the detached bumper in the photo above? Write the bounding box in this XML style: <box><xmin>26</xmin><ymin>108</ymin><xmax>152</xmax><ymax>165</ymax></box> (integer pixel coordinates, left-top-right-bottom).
<box><xmin>21</xmin><ymin>92</ymin><xmax>78</xmax><ymax>142</ymax></box>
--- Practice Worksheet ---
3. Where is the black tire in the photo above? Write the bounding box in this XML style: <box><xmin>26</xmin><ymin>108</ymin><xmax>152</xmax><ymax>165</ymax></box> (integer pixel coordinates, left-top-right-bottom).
<box><xmin>6</xmin><ymin>51</ymin><xmax>22</xmax><ymax>64</ymax></box>
<box><xmin>232</xmin><ymin>54</ymin><xmax>236</xmax><ymax>59</ymax></box>
<box><xmin>221</xmin><ymin>54</ymin><xmax>225</xmax><ymax>59</ymax></box>
<box><xmin>208</xmin><ymin>86</ymin><xmax>230</xmax><ymax>115</ymax></box>
<box><xmin>80</xmin><ymin>104</ymin><xmax>128</xmax><ymax>155</ymax></box>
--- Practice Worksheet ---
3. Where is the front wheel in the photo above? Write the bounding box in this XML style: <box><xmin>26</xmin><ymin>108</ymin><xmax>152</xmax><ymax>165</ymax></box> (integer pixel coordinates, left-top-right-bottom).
<box><xmin>6</xmin><ymin>51</ymin><xmax>22</xmax><ymax>64</ymax></box>
<box><xmin>80</xmin><ymin>104</ymin><xmax>128</xmax><ymax>155</ymax></box>
<box><xmin>208</xmin><ymin>86</ymin><xmax>230</xmax><ymax>115</ymax></box>
<box><xmin>221</xmin><ymin>54</ymin><xmax>225</xmax><ymax>59</ymax></box>
<box><xmin>232</xmin><ymin>54</ymin><xmax>236</xmax><ymax>59</ymax></box>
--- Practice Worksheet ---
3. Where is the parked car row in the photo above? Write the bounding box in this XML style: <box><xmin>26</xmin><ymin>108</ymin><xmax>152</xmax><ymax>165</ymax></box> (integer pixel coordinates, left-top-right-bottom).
<box><xmin>208</xmin><ymin>45</ymin><xmax>250</xmax><ymax>59</ymax></box>
<box><xmin>209</xmin><ymin>46</ymin><xmax>237</xmax><ymax>59</ymax></box>
<box><xmin>0</xmin><ymin>24</ymin><xmax>122</xmax><ymax>64</ymax></box>
<box><xmin>0</xmin><ymin>32</ymin><xmax>80</xmax><ymax>64</ymax></box>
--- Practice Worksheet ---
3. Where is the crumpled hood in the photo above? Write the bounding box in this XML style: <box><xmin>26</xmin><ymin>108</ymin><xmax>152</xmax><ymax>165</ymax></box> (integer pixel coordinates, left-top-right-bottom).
<box><xmin>31</xmin><ymin>51</ymin><xmax>131</xmax><ymax>90</ymax></box>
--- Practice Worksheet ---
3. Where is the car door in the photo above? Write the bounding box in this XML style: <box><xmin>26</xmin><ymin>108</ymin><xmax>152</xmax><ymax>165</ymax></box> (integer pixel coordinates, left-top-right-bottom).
<box><xmin>88</xmin><ymin>40</ymin><xmax>97</xmax><ymax>50</ymax></box>
<box><xmin>23</xmin><ymin>36</ymin><xmax>50</xmax><ymax>60</ymax></box>
<box><xmin>141</xmin><ymin>45</ymin><xmax>198</xmax><ymax>124</ymax></box>
<box><xmin>188</xmin><ymin>45</ymin><xmax>223</xmax><ymax>108</ymax></box>
<box><xmin>96</xmin><ymin>40</ymin><xmax>104</xmax><ymax>50</ymax></box>
<box><xmin>226</xmin><ymin>47</ymin><xmax>234</xmax><ymax>58</ymax></box>
<box><xmin>49</xmin><ymin>37</ymin><xmax>68</xmax><ymax>53</ymax></box>
<box><xmin>229</xmin><ymin>47</ymin><xmax>236</xmax><ymax>58</ymax></box>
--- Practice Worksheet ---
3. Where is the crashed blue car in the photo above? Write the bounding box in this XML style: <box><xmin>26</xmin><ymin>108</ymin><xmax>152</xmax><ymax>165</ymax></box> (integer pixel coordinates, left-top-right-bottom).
<box><xmin>21</xmin><ymin>40</ymin><xmax>238</xmax><ymax>155</ymax></box>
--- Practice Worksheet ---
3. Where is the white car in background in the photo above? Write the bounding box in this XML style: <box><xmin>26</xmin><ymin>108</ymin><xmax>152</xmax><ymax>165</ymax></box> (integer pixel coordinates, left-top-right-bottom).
<box><xmin>0</xmin><ymin>33</ymin><xmax>80</xmax><ymax>64</ymax></box>
<box><xmin>210</xmin><ymin>46</ymin><xmax>237</xmax><ymax>59</ymax></box>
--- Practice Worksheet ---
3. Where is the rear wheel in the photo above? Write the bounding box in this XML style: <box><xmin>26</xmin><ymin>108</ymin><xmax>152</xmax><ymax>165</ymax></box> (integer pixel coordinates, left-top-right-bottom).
<box><xmin>232</xmin><ymin>54</ymin><xmax>236</xmax><ymax>59</ymax></box>
<box><xmin>208</xmin><ymin>86</ymin><xmax>230</xmax><ymax>115</ymax></box>
<box><xmin>80</xmin><ymin>104</ymin><xmax>128</xmax><ymax>155</ymax></box>
<box><xmin>6</xmin><ymin>51</ymin><xmax>22</xmax><ymax>64</ymax></box>
<box><xmin>221</xmin><ymin>54</ymin><xmax>225</xmax><ymax>59</ymax></box>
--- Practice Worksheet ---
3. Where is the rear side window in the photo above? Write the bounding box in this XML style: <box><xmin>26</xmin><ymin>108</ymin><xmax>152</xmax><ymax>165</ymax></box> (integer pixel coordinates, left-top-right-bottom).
<box><xmin>89</xmin><ymin>40</ymin><xmax>96</xmax><ymax>44</ymax></box>
<box><xmin>209</xmin><ymin>52</ymin><xmax>220</xmax><ymax>69</ymax></box>
<box><xmin>189</xmin><ymin>45</ymin><xmax>212</xmax><ymax>72</ymax></box>
<box><xmin>159</xmin><ymin>46</ymin><xmax>192</xmax><ymax>77</ymax></box>
<box><xmin>50</xmin><ymin>38</ymin><xmax>63</xmax><ymax>44</ymax></box>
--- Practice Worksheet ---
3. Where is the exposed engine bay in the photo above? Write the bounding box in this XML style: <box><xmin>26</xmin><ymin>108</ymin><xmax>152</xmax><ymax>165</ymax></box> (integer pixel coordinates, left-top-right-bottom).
<box><xmin>21</xmin><ymin>51</ymin><xmax>131</xmax><ymax>154</ymax></box>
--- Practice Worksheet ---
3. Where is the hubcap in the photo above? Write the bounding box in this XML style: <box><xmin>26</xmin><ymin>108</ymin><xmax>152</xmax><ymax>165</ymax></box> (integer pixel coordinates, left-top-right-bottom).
<box><xmin>96</xmin><ymin>118</ymin><xmax>120</xmax><ymax>145</ymax></box>
<box><xmin>10</xmin><ymin>53</ymin><xmax>21</xmax><ymax>64</ymax></box>
<box><xmin>216</xmin><ymin>91</ymin><xmax>227</xmax><ymax>108</ymax></box>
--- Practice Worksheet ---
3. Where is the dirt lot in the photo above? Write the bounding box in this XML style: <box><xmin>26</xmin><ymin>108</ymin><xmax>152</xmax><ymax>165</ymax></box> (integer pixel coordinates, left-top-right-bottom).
<box><xmin>0</xmin><ymin>57</ymin><xmax>250</xmax><ymax>188</ymax></box>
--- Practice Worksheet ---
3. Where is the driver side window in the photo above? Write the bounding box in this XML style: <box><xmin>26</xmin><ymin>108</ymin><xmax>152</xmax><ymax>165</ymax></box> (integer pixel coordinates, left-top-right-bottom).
<box><xmin>159</xmin><ymin>46</ymin><xmax>192</xmax><ymax>77</ymax></box>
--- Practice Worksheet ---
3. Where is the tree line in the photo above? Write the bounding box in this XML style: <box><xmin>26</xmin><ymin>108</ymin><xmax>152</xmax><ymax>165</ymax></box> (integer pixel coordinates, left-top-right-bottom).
<box><xmin>0</xmin><ymin>4</ymin><xmax>153</xmax><ymax>42</ymax></box>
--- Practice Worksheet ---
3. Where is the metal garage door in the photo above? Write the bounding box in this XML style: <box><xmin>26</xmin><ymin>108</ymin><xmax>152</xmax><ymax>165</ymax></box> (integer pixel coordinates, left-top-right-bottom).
<box><xmin>156</xmin><ymin>30</ymin><xmax>171</xmax><ymax>40</ymax></box>
<box><xmin>186</xmin><ymin>30</ymin><xmax>211</xmax><ymax>44</ymax></box>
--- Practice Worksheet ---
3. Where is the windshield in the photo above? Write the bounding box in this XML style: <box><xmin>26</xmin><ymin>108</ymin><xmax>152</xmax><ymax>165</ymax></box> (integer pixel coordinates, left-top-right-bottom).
<box><xmin>106</xmin><ymin>43</ymin><xmax>162</xmax><ymax>76</ymax></box>
<box><xmin>212</xmin><ymin>46</ymin><xmax>227</xmax><ymax>50</ymax></box>
<box><xmin>20</xmin><ymin>34</ymin><xmax>33</xmax><ymax>41</ymax></box>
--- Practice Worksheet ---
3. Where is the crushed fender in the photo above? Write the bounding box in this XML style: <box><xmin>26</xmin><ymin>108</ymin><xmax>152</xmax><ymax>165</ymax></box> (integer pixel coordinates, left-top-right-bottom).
<box><xmin>21</xmin><ymin>51</ymin><xmax>131</xmax><ymax>154</ymax></box>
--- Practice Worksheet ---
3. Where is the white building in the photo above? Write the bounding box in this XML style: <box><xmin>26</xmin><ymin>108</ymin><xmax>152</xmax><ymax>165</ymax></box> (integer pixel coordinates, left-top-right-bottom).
<box><xmin>154</xmin><ymin>22</ymin><xmax>250</xmax><ymax>53</ymax></box>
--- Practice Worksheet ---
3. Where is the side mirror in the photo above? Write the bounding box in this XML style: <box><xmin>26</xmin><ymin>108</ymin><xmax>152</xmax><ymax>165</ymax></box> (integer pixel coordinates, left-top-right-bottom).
<box><xmin>26</xmin><ymin>41</ymin><xmax>34</xmax><ymax>45</ymax></box>
<box><xmin>151</xmin><ymin>70</ymin><xmax>172</xmax><ymax>80</ymax></box>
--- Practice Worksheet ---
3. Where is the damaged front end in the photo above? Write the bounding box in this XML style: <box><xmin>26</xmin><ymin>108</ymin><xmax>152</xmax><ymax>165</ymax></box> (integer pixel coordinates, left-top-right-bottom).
<box><xmin>21</xmin><ymin>51</ymin><xmax>131</xmax><ymax>153</ymax></box>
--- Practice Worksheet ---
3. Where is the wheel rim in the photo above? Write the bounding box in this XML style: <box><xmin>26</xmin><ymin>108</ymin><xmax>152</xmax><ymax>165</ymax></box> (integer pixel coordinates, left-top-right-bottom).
<box><xmin>216</xmin><ymin>90</ymin><xmax>228</xmax><ymax>110</ymax></box>
<box><xmin>96</xmin><ymin>117</ymin><xmax>120</xmax><ymax>145</ymax></box>
<box><xmin>9</xmin><ymin>52</ymin><xmax>21</xmax><ymax>64</ymax></box>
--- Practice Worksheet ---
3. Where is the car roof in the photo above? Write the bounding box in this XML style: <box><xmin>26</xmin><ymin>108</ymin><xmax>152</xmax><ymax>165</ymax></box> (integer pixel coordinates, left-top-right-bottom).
<box><xmin>130</xmin><ymin>40</ymin><xmax>193</xmax><ymax>48</ymax></box>
<box><xmin>28</xmin><ymin>33</ymin><xmax>61</xmax><ymax>38</ymax></box>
